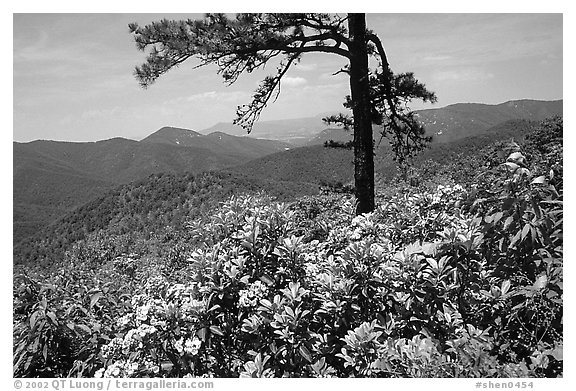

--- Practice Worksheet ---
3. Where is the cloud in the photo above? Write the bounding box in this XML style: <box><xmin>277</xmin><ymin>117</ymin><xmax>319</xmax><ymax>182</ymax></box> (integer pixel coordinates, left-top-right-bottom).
<box><xmin>421</xmin><ymin>54</ymin><xmax>454</xmax><ymax>63</ymax></box>
<box><xmin>432</xmin><ymin>68</ymin><xmax>495</xmax><ymax>83</ymax></box>
<box><xmin>293</xmin><ymin>63</ymin><xmax>318</xmax><ymax>72</ymax></box>
<box><xmin>281</xmin><ymin>77</ymin><xmax>307</xmax><ymax>87</ymax></box>
<box><xmin>183</xmin><ymin>90</ymin><xmax>250</xmax><ymax>103</ymax></box>
<box><xmin>80</xmin><ymin>106</ymin><xmax>122</xmax><ymax>120</ymax></box>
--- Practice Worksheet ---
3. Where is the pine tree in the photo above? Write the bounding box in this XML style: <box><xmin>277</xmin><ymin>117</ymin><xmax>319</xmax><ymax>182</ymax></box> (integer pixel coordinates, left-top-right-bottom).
<box><xmin>130</xmin><ymin>13</ymin><xmax>436</xmax><ymax>214</ymax></box>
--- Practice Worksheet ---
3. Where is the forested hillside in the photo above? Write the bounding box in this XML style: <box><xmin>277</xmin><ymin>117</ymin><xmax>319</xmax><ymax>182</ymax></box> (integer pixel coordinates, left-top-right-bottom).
<box><xmin>14</xmin><ymin>171</ymin><xmax>318</xmax><ymax>268</ymax></box>
<box><xmin>14</xmin><ymin>117</ymin><xmax>563</xmax><ymax>378</ymax></box>
<box><xmin>14</xmin><ymin>100</ymin><xmax>561</xmax><ymax>245</ymax></box>
<box><xmin>13</xmin><ymin>130</ymin><xmax>291</xmax><ymax>245</ymax></box>
<box><xmin>12</xmin><ymin>119</ymin><xmax>545</xmax><ymax>268</ymax></box>
<box><xmin>230</xmin><ymin>119</ymin><xmax>537</xmax><ymax>190</ymax></box>
<box><xmin>415</xmin><ymin>99</ymin><xmax>562</xmax><ymax>142</ymax></box>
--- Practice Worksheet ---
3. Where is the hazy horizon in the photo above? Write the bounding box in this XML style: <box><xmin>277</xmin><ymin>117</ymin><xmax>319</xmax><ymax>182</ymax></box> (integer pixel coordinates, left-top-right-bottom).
<box><xmin>14</xmin><ymin>13</ymin><xmax>563</xmax><ymax>143</ymax></box>
<box><xmin>13</xmin><ymin>97</ymin><xmax>564</xmax><ymax>144</ymax></box>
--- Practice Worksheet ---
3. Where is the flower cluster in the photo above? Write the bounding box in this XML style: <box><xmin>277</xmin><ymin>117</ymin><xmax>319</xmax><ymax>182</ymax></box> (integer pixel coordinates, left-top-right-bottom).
<box><xmin>116</xmin><ymin>313</ymin><xmax>134</xmax><ymax>329</ymax></box>
<box><xmin>174</xmin><ymin>336</ymin><xmax>202</xmax><ymax>356</ymax></box>
<box><xmin>239</xmin><ymin>280</ymin><xmax>269</xmax><ymax>308</ymax></box>
<box><xmin>100</xmin><ymin>337</ymin><xmax>123</xmax><ymax>360</ymax></box>
<box><xmin>94</xmin><ymin>359</ymin><xmax>139</xmax><ymax>378</ymax></box>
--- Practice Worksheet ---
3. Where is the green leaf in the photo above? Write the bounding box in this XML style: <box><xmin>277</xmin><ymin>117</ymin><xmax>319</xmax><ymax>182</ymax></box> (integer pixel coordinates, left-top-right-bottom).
<box><xmin>550</xmin><ymin>346</ymin><xmax>563</xmax><ymax>361</ymax></box>
<box><xmin>501</xmin><ymin>280</ymin><xmax>511</xmax><ymax>295</ymax></box>
<box><xmin>197</xmin><ymin>327</ymin><xmax>208</xmax><ymax>342</ymax></box>
<box><xmin>510</xmin><ymin>230</ymin><xmax>522</xmax><ymax>248</ymax></box>
<box><xmin>207</xmin><ymin>304</ymin><xmax>221</xmax><ymax>312</ymax></box>
<box><xmin>284</xmin><ymin>306</ymin><xmax>295</xmax><ymax>318</ymax></box>
<box><xmin>75</xmin><ymin>324</ymin><xmax>91</xmax><ymax>335</ymax></box>
<box><xmin>24</xmin><ymin>356</ymin><xmax>33</xmax><ymax>371</ymax></box>
<box><xmin>298</xmin><ymin>344</ymin><xmax>313</xmax><ymax>363</ymax></box>
<box><xmin>210</xmin><ymin>325</ymin><xmax>225</xmax><ymax>336</ymax></box>
<box><xmin>421</xmin><ymin>242</ymin><xmax>437</xmax><ymax>256</ymax></box>
<box><xmin>531</xmin><ymin>176</ymin><xmax>546</xmax><ymax>185</ymax></box>
<box><xmin>30</xmin><ymin>310</ymin><xmax>40</xmax><ymax>330</ymax></box>
<box><xmin>503</xmin><ymin>162</ymin><xmax>519</xmax><ymax>172</ymax></box>
<box><xmin>503</xmin><ymin>216</ymin><xmax>514</xmax><ymax>230</ymax></box>
<box><xmin>492</xmin><ymin>211</ymin><xmax>503</xmax><ymax>223</ymax></box>
<box><xmin>533</xmin><ymin>275</ymin><xmax>548</xmax><ymax>290</ymax></box>
<box><xmin>260</xmin><ymin>274</ymin><xmax>274</xmax><ymax>286</ymax></box>
<box><xmin>46</xmin><ymin>311</ymin><xmax>58</xmax><ymax>325</ymax></box>
<box><xmin>426</xmin><ymin>258</ymin><xmax>438</xmax><ymax>270</ymax></box>
<box><xmin>521</xmin><ymin>224</ymin><xmax>531</xmax><ymax>241</ymax></box>
<box><xmin>530</xmin><ymin>226</ymin><xmax>537</xmax><ymax>244</ymax></box>
<box><xmin>507</xmin><ymin>152</ymin><xmax>525</xmax><ymax>162</ymax></box>
<box><xmin>90</xmin><ymin>292</ymin><xmax>103</xmax><ymax>309</ymax></box>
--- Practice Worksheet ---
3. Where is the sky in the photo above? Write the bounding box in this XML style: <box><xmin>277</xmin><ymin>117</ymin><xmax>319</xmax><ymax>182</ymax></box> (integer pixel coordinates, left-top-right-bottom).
<box><xmin>13</xmin><ymin>12</ymin><xmax>563</xmax><ymax>142</ymax></box>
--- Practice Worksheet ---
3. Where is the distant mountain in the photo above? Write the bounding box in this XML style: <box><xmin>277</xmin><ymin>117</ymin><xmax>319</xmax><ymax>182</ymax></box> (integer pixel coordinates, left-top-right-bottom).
<box><xmin>229</xmin><ymin>119</ymin><xmax>539</xmax><ymax>190</ymax></box>
<box><xmin>201</xmin><ymin>115</ymin><xmax>329</xmax><ymax>146</ymax></box>
<box><xmin>306</xmin><ymin>128</ymin><xmax>353</xmax><ymax>146</ymax></box>
<box><xmin>139</xmin><ymin>126</ymin><xmax>204</xmax><ymax>145</ymax></box>
<box><xmin>201</xmin><ymin>99</ymin><xmax>562</xmax><ymax>145</ymax></box>
<box><xmin>140</xmin><ymin>126</ymin><xmax>290</xmax><ymax>155</ymax></box>
<box><xmin>416</xmin><ymin>99</ymin><xmax>563</xmax><ymax>142</ymax></box>
<box><xmin>13</xmin><ymin>99</ymin><xmax>562</xmax><ymax>247</ymax></box>
<box><xmin>14</xmin><ymin>128</ymin><xmax>292</xmax><ymax>245</ymax></box>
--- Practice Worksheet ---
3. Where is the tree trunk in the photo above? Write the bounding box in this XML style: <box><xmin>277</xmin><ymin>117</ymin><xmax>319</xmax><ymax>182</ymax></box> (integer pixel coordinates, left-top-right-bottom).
<box><xmin>348</xmin><ymin>13</ymin><xmax>375</xmax><ymax>214</ymax></box>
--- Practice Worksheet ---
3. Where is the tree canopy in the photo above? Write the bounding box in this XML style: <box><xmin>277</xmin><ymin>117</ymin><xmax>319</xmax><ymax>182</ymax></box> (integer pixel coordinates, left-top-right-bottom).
<box><xmin>130</xmin><ymin>13</ymin><xmax>436</xmax><ymax>213</ymax></box>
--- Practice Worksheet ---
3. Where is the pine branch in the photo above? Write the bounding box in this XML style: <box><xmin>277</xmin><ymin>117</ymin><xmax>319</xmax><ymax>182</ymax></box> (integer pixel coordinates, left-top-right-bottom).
<box><xmin>234</xmin><ymin>52</ymin><xmax>301</xmax><ymax>132</ymax></box>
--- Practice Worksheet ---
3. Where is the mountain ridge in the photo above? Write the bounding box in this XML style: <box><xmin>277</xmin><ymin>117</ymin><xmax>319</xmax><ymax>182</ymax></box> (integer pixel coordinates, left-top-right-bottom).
<box><xmin>14</xmin><ymin>117</ymin><xmax>552</xmax><ymax>267</ymax></box>
<box><xmin>13</xmin><ymin>99</ymin><xmax>562</xmax><ymax>246</ymax></box>
<box><xmin>199</xmin><ymin>99</ymin><xmax>562</xmax><ymax>145</ymax></box>
<box><xmin>13</xmin><ymin>128</ymin><xmax>296</xmax><ymax>245</ymax></box>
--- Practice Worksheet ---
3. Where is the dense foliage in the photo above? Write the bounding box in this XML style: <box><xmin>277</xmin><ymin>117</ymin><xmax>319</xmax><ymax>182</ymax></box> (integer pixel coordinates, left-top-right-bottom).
<box><xmin>13</xmin><ymin>118</ymin><xmax>562</xmax><ymax>378</ymax></box>
<box><xmin>14</xmin><ymin>171</ymin><xmax>317</xmax><ymax>270</ymax></box>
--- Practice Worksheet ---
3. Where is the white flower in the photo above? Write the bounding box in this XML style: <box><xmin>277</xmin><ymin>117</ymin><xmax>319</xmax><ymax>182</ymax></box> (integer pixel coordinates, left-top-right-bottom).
<box><xmin>103</xmin><ymin>362</ymin><xmax>121</xmax><ymax>377</ymax></box>
<box><xmin>304</xmin><ymin>262</ymin><xmax>320</xmax><ymax>276</ymax></box>
<box><xmin>350</xmin><ymin>229</ymin><xmax>362</xmax><ymax>240</ymax></box>
<box><xmin>130</xmin><ymin>294</ymin><xmax>147</xmax><ymax>307</ymax></box>
<box><xmin>239</xmin><ymin>281</ymin><xmax>269</xmax><ymax>308</ymax></box>
<box><xmin>143</xmin><ymin>358</ymin><xmax>160</xmax><ymax>374</ymax></box>
<box><xmin>184</xmin><ymin>336</ymin><xmax>202</xmax><ymax>356</ymax></box>
<box><xmin>102</xmin><ymin>360</ymin><xmax>139</xmax><ymax>378</ymax></box>
<box><xmin>150</xmin><ymin>318</ymin><xmax>167</xmax><ymax>328</ymax></box>
<box><xmin>136</xmin><ymin>324</ymin><xmax>157</xmax><ymax>337</ymax></box>
<box><xmin>101</xmin><ymin>337</ymin><xmax>123</xmax><ymax>359</ymax></box>
<box><xmin>122</xmin><ymin>329</ymin><xmax>143</xmax><ymax>353</ymax></box>
<box><xmin>116</xmin><ymin>314</ymin><xmax>133</xmax><ymax>328</ymax></box>
<box><xmin>135</xmin><ymin>303</ymin><xmax>151</xmax><ymax>322</ymax></box>
<box><xmin>174</xmin><ymin>337</ymin><xmax>184</xmax><ymax>354</ymax></box>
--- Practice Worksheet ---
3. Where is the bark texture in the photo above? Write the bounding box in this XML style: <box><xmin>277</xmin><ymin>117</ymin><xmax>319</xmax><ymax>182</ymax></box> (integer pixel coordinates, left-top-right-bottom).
<box><xmin>348</xmin><ymin>14</ymin><xmax>375</xmax><ymax>214</ymax></box>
